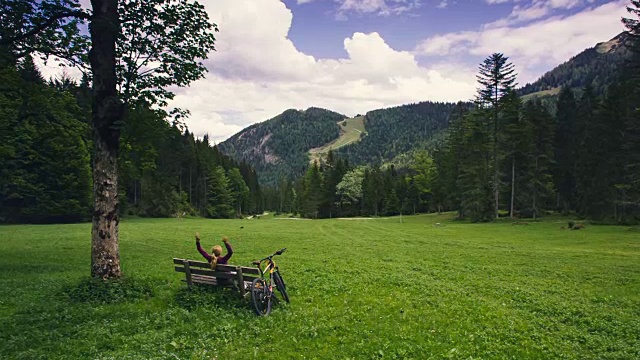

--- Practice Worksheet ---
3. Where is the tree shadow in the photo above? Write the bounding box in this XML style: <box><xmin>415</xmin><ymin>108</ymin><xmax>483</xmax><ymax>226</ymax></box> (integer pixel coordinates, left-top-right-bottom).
<box><xmin>173</xmin><ymin>284</ymin><xmax>248</xmax><ymax>312</ymax></box>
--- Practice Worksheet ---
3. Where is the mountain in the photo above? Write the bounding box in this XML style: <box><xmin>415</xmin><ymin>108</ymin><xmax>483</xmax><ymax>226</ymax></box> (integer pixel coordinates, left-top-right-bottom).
<box><xmin>217</xmin><ymin>107</ymin><xmax>345</xmax><ymax>185</ymax></box>
<box><xmin>519</xmin><ymin>32</ymin><xmax>630</xmax><ymax>99</ymax></box>
<box><xmin>334</xmin><ymin>101</ymin><xmax>460</xmax><ymax>166</ymax></box>
<box><xmin>219</xmin><ymin>34</ymin><xmax>630</xmax><ymax>185</ymax></box>
<box><xmin>220</xmin><ymin>101</ymin><xmax>459</xmax><ymax>184</ymax></box>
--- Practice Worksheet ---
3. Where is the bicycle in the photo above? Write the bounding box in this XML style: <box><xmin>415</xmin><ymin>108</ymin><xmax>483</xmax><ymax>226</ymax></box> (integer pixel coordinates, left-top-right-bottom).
<box><xmin>250</xmin><ymin>248</ymin><xmax>289</xmax><ymax>316</ymax></box>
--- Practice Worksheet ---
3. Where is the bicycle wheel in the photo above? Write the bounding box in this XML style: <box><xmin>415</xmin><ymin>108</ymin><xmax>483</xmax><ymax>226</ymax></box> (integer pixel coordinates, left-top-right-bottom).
<box><xmin>273</xmin><ymin>271</ymin><xmax>290</xmax><ymax>303</ymax></box>
<box><xmin>250</xmin><ymin>278</ymin><xmax>271</xmax><ymax>316</ymax></box>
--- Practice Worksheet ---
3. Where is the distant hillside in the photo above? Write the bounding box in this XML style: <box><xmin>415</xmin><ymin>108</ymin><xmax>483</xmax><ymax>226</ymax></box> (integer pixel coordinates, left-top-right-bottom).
<box><xmin>219</xmin><ymin>102</ymin><xmax>461</xmax><ymax>184</ymax></box>
<box><xmin>519</xmin><ymin>32</ymin><xmax>630</xmax><ymax>98</ymax></box>
<box><xmin>335</xmin><ymin>101</ymin><xmax>461</xmax><ymax>166</ymax></box>
<box><xmin>218</xmin><ymin>107</ymin><xmax>345</xmax><ymax>185</ymax></box>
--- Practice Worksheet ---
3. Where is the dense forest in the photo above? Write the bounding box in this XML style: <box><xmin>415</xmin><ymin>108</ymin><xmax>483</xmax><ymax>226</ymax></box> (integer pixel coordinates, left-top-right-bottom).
<box><xmin>0</xmin><ymin>55</ymin><xmax>264</xmax><ymax>223</ymax></box>
<box><xmin>335</xmin><ymin>101</ymin><xmax>464</xmax><ymax>166</ymax></box>
<box><xmin>519</xmin><ymin>32</ymin><xmax>630</xmax><ymax>97</ymax></box>
<box><xmin>2</xmin><ymin>1</ymin><xmax>638</xmax><ymax>227</ymax></box>
<box><xmin>273</xmin><ymin>17</ymin><xmax>640</xmax><ymax>224</ymax></box>
<box><xmin>219</xmin><ymin>107</ymin><xmax>345</xmax><ymax>185</ymax></box>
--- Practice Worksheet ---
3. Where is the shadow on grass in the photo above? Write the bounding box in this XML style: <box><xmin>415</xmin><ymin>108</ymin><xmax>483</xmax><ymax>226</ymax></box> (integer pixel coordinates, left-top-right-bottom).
<box><xmin>173</xmin><ymin>284</ymin><xmax>250</xmax><ymax>312</ymax></box>
<box><xmin>64</xmin><ymin>276</ymin><xmax>155</xmax><ymax>304</ymax></box>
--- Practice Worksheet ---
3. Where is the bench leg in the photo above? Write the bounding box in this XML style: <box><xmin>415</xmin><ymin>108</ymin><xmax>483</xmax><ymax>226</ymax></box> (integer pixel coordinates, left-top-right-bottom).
<box><xmin>235</xmin><ymin>267</ymin><xmax>245</xmax><ymax>298</ymax></box>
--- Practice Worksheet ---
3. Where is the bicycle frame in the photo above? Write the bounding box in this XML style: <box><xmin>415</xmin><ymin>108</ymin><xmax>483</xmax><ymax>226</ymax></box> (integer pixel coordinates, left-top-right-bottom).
<box><xmin>254</xmin><ymin>248</ymin><xmax>286</xmax><ymax>280</ymax></box>
<box><xmin>256</xmin><ymin>258</ymin><xmax>277</xmax><ymax>278</ymax></box>
<box><xmin>250</xmin><ymin>248</ymin><xmax>288</xmax><ymax>315</ymax></box>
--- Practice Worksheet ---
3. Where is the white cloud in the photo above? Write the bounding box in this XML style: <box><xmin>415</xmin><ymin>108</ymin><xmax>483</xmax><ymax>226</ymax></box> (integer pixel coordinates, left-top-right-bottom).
<box><xmin>415</xmin><ymin>0</ymin><xmax>628</xmax><ymax>83</ymax></box>
<box><xmin>436</xmin><ymin>0</ymin><xmax>449</xmax><ymax>9</ymax></box>
<box><xmin>296</xmin><ymin>0</ymin><xmax>421</xmax><ymax>19</ymax></box>
<box><xmin>35</xmin><ymin>0</ymin><xmax>630</xmax><ymax>144</ymax></box>
<box><xmin>484</xmin><ymin>0</ymin><xmax>583</xmax><ymax>27</ymax></box>
<box><xmin>168</xmin><ymin>0</ymin><xmax>475</xmax><ymax>143</ymax></box>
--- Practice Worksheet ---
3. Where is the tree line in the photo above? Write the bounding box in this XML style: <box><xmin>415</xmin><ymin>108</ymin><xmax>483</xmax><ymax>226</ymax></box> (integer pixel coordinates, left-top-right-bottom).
<box><xmin>0</xmin><ymin>55</ymin><xmax>264</xmax><ymax>223</ymax></box>
<box><xmin>336</xmin><ymin>101</ymin><xmax>458</xmax><ymax>166</ymax></box>
<box><xmin>277</xmin><ymin>5</ymin><xmax>640</xmax><ymax>223</ymax></box>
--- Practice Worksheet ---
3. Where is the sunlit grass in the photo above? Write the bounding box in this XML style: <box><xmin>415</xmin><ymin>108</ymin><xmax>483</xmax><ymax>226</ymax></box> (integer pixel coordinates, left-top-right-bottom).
<box><xmin>1</xmin><ymin>214</ymin><xmax>638</xmax><ymax>359</ymax></box>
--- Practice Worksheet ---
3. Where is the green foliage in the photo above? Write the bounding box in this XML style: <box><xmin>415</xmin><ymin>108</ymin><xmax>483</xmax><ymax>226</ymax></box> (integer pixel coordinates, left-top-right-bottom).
<box><xmin>219</xmin><ymin>107</ymin><xmax>344</xmax><ymax>186</ymax></box>
<box><xmin>476</xmin><ymin>53</ymin><xmax>517</xmax><ymax>108</ymax></box>
<box><xmin>411</xmin><ymin>150</ymin><xmax>438</xmax><ymax>196</ymax></box>
<box><xmin>0</xmin><ymin>0</ymin><xmax>89</xmax><ymax>66</ymax></box>
<box><xmin>300</xmin><ymin>162</ymin><xmax>323</xmax><ymax>218</ymax></box>
<box><xmin>117</xmin><ymin>0</ymin><xmax>219</xmax><ymax>107</ymax></box>
<box><xmin>206</xmin><ymin>166</ymin><xmax>234</xmax><ymax>219</ymax></box>
<box><xmin>337</xmin><ymin>101</ymin><xmax>459</xmax><ymax>166</ymax></box>
<box><xmin>0</xmin><ymin>56</ymin><xmax>92</xmax><ymax>223</ymax></box>
<box><xmin>65</xmin><ymin>276</ymin><xmax>155</xmax><ymax>304</ymax></box>
<box><xmin>519</xmin><ymin>32</ymin><xmax>630</xmax><ymax>97</ymax></box>
<box><xmin>1</xmin><ymin>217</ymin><xmax>639</xmax><ymax>358</ymax></box>
<box><xmin>336</xmin><ymin>167</ymin><xmax>365</xmax><ymax>206</ymax></box>
<box><xmin>227</xmin><ymin>168</ymin><xmax>250</xmax><ymax>217</ymax></box>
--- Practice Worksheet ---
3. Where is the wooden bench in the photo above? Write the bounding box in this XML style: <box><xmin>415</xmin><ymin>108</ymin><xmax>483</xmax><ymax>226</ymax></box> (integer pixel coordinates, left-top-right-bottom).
<box><xmin>173</xmin><ymin>258</ymin><xmax>260</xmax><ymax>298</ymax></box>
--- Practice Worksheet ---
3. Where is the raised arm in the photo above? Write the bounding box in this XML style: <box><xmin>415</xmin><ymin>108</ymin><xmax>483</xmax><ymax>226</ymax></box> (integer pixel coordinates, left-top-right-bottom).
<box><xmin>195</xmin><ymin>233</ymin><xmax>212</xmax><ymax>262</ymax></box>
<box><xmin>219</xmin><ymin>238</ymin><xmax>234</xmax><ymax>262</ymax></box>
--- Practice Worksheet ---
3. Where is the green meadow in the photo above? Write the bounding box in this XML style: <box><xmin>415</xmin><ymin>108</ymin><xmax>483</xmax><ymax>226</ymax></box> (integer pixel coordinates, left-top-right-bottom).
<box><xmin>1</xmin><ymin>214</ymin><xmax>638</xmax><ymax>359</ymax></box>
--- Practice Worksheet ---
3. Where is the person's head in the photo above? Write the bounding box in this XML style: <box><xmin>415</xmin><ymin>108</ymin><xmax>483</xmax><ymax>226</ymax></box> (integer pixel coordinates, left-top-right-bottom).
<box><xmin>211</xmin><ymin>245</ymin><xmax>223</xmax><ymax>257</ymax></box>
<box><xmin>210</xmin><ymin>245</ymin><xmax>223</xmax><ymax>269</ymax></box>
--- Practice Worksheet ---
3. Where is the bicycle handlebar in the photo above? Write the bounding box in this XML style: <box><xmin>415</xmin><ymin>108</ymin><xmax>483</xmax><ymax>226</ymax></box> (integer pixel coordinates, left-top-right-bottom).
<box><xmin>255</xmin><ymin>248</ymin><xmax>287</xmax><ymax>264</ymax></box>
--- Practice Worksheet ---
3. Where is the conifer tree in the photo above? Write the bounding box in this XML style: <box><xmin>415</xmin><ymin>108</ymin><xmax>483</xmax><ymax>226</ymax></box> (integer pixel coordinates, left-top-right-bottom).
<box><xmin>476</xmin><ymin>53</ymin><xmax>517</xmax><ymax>219</ymax></box>
<box><xmin>554</xmin><ymin>86</ymin><xmax>578</xmax><ymax>213</ymax></box>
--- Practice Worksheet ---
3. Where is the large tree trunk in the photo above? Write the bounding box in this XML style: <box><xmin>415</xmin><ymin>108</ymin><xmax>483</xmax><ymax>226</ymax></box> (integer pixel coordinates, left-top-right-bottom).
<box><xmin>90</xmin><ymin>0</ymin><xmax>123</xmax><ymax>279</ymax></box>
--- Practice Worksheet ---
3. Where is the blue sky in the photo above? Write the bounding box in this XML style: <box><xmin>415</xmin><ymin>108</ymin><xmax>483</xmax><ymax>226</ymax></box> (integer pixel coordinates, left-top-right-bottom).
<box><xmin>44</xmin><ymin>0</ymin><xmax>629</xmax><ymax>142</ymax></box>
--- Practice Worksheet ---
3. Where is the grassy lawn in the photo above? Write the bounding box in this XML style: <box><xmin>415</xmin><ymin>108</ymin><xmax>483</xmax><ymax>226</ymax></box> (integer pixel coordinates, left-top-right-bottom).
<box><xmin>1</xmin><ymin>214</ymin><xmax>638</xmax><ymax>359</ymax></box>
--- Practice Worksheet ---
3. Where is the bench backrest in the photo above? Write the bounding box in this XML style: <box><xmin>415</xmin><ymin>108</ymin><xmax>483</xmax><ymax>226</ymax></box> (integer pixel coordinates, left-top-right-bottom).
<box><xmin>173</xmin><ymin>258</ymin><xmax>260</xmax><ymax>282</ymax></box>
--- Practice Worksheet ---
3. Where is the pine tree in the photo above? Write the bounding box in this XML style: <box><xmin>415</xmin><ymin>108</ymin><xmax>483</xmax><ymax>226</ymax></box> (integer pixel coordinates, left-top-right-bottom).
<box><xmin>206</xmin><ymin>166</ymin><xmax>234</xmax><ymax>218</ymax></box>
<box><xmin>500</xmin><ymin>89</ymin><xmax>524</xmax><ymax>218</ymax></box>
<box><xmin>301</xmin><ymin>162</ymin><xmax>323</xmax><ymax>218</ymax></box>
<box><xmin>411</xmin><ymin>150</ymin><xmax>438</xmax><ymax>211</ymax></box>
<box><xmin>554</xmin><ymin>86</ymin><xmax>578</xmax><ymax>213</ymax></box>
<box><xmin>476</xmin><ymin>53</ymin><xmax>518</xmax><ymax>219</ymax></box>
<box><xmin>523</xmin><ymin>100</ymin><xmax>555</xmax><ymax>219</ymax></box>
<box><xmin>227</xmin><ymin>168</ymin><xmax>250</xmax><ymax>218</ymax></box>
<box><xmin>574</xmin><ymin>86</ymin><xmax>598</xmax><ymax>218</ymax></box>
<box><xmin>621</xmin><ymin>0</ymin><xmax>640</xmax><ymax>220</ymax></box>
<box><xmin>457</xmin><ymin>110</ymin><xmax>494</xmax><ymax>222</ymax></box>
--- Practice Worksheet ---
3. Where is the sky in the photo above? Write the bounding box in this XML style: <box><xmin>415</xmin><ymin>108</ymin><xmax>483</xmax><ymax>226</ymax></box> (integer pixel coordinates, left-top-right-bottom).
<box><xmin>38</xmin><ymin>0</ymin><xmax>630</xmax><ymax>143</ymax></box>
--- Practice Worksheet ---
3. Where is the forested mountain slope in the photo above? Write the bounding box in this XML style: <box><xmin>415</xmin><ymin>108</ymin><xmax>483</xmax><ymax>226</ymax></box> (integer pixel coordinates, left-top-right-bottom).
<box><xmin>220</xmin><ymin>34</ymin><xmax>630</xmax><ymax>185</ymax></box>
<box><xmin>218</xmin><ymin>107</ymin><xmax>345</xmax><ymax>185</ymax></box>
<box><xmin>335</xmin><ymin>101</ymin><xmax>463</xmax><ymax>166</ymax></box>
<box><xmin>519</xmin><ymin>32</ymin><xmax>630</xmax><ymax>98</ymax></box>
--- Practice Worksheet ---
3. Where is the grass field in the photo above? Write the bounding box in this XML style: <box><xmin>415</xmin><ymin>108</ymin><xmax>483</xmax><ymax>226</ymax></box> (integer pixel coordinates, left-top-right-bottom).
<box><xmin>1</xmin><ymin>214</ymin><xmax>639</xmax><ymax>359</ymax></box>
<box><xmin>309</xmin><ymin>116</ymin><xmax>366</xmax><ymax>163</ymax></box>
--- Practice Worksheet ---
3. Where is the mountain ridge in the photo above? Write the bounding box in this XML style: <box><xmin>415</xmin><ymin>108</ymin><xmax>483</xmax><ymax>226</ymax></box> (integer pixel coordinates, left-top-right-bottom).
<box><xmin>219</xmin><ymin>33</ymin><xmax>630</xmax><ymax>185</ymax></box>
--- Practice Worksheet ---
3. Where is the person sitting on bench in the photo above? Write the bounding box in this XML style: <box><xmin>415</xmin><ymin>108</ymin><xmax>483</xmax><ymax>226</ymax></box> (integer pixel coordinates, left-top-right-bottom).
<box><xmin>195</xmin><ymin>232</ymin><xmax>234</xmax><ymax>286</ymax></box>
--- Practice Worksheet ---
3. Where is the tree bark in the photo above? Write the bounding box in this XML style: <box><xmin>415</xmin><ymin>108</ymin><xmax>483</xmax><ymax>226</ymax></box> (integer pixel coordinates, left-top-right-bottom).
<box><xmin>90</xmin><ymin>0</ymin><xmax>123</xmax><ymax>279</ymax></box>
